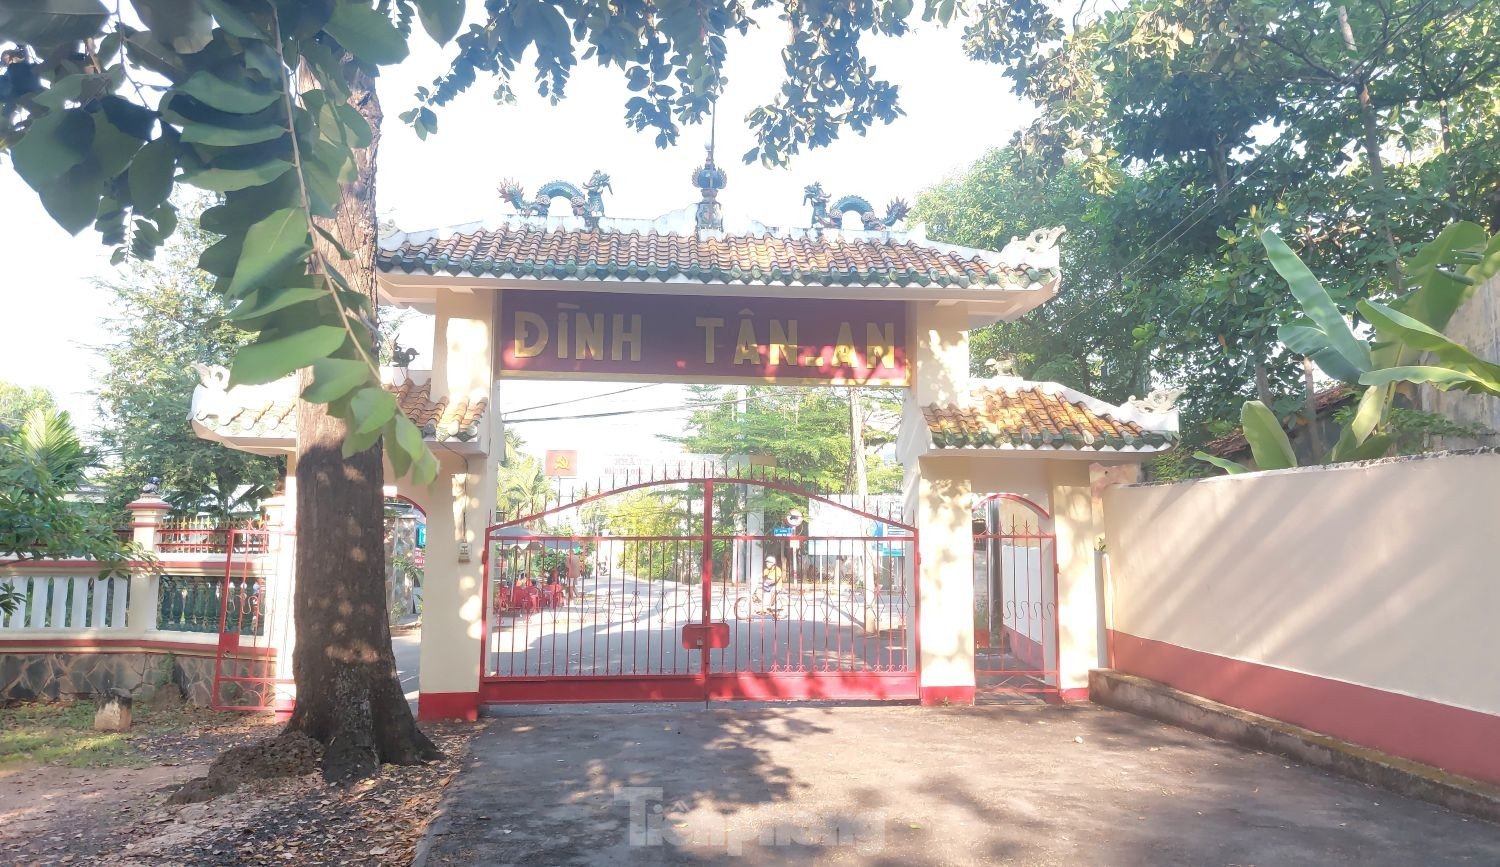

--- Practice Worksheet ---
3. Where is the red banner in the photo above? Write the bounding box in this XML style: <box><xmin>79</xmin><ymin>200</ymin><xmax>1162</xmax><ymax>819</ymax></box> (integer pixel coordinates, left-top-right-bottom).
<box><xmin>497</xmin><ymin>290</ymin><xmax>908</xmax><ymax>385</ymax></box>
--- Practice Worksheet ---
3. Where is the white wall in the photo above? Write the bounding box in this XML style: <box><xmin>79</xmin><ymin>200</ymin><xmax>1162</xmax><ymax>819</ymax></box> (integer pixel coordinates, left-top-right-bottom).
<box><xmin>1104</xmin><ymin>451</ymin><xmax>1500</xmax><ymax>716</ymax></box>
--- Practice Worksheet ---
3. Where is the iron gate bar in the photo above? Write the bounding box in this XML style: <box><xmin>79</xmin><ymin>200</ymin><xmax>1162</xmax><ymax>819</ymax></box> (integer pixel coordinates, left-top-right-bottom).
<box><xmin>972</xmin><ymin>493</ymin><xmax>1060</xmax><ymax>695</ymax></box>
<box><xmin>480</xmin><ymin>473</ymin><xmax>918</xmax><ymax>704</ymax></box>
<box><xmin>213</xmin><ymin>528</ymin><xmax>292</xmax><ymax>713</ymax></box>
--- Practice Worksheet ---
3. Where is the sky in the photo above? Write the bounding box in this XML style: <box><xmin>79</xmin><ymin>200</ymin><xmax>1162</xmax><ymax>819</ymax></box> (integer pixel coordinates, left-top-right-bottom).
<box><xmin>0</xmin><ymin>10</ymin><xmax>1033</xmax><ymax>473</ymax></box>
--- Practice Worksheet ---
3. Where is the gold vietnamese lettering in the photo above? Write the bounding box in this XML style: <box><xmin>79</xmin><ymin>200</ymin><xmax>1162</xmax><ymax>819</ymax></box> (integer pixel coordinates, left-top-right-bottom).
<box><xmin>768</xmin><ymin>320</ymin><xmax>799</xmax><ymax>366</ymax></box>
<box><xmin>575</xmin><ymin>312</ymin><xmax>605</xmax><ymax>360</ymax></box>
<box><xmin>513</xmin><ymin>311</ymin><xmax>549</xmax><ymax>358</ymax></box>
<box><xmin>555</xmin><ymin>310</ymin><xmax>570</xmax><ymax>359</ymax></box>
<box><xmin>832</xmin><ymin>322</ymin><xmax>857</xmax><ymax>366</ymax></box>
<box><xmin>733</xmin><ymin>317</ymin><xmax>762</xmax><ymax>365</ymax></box>
<box><xmin>612</xmin><ymin>314</ymin><xmax>642</xmax><ymax>362</ymax></box>
<box><xmin>696</xmin><ymin>317</ymin><xmax>724</xmax><ymax>364</ymax></box>
<box><xmin>866</xmin><ymin>322</ymin><xmax>895</xmax><ymax>368</ymax></box>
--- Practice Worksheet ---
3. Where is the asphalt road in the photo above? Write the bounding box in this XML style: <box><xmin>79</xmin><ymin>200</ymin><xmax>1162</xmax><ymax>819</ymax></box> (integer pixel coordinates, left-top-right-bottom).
<box><xmin>420</xmin><ymin>703</ymin><xmax>1500</xmax><ymax>865</ymax></box>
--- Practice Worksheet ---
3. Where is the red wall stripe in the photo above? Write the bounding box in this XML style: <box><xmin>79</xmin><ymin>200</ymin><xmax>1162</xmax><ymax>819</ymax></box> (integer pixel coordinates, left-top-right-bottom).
<box><xmin>1109</xmin><ymin>630</ymin><xmax>1500</xmax><ymax>787</ymax></box>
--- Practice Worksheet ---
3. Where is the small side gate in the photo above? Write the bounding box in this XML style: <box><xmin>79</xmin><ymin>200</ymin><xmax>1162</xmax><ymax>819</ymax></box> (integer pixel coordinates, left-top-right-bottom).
<box><xmin>212</xmin><ymin>528</ymin><xmax>290</xmax><ymax>712</ymax></box>
<box><xmin>481</xmin><ymin>469</ymin><xmax>918</xmax><ymax>704</ymax></box>
<box><xmin>973</xmin><ymin>494</ymin><xmax>1059</xmax><ymax>696</ymax></box>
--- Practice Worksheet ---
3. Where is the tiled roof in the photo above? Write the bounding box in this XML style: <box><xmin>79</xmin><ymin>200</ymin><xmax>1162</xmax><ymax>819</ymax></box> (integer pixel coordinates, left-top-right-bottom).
<box><xmin>377</xmin><ymin>225</ymin><xmax>1057</xmax><ymax>290</ymax></box>
<box><xmin>1200</xmin><ymin>385</ymin><xmax>1353</xmax><ymax>457</ymax></box>
<box><xmin>924</xmin><ymin>382</ymin><xmax>1177</xmax><ymax>451</ymax></box>
<box><xmin>190</xmin><ymin>367</ymin><xmax>486</xmax><ymax>446</ymax></box>
<box><xmin>388</xmin><ymin>380</ymin><xmax>487</xmax><ymax>442</ymax></box>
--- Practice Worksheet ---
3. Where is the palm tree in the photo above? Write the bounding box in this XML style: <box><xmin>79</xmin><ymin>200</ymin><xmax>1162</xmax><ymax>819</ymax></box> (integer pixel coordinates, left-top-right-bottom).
<box><xmin>0</xmin><ymin>409</ymin><xmax>132</xmax><ymax>614</ymax></box>
<box><xmin>499</xmin><ymin>456</ymin><xmax>553</xmax><ymax>518</ymax></box>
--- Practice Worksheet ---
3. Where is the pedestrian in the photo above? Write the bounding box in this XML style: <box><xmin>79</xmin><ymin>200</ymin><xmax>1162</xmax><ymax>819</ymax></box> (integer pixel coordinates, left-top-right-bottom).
<box><xmin>565</xmin><ymin>546</ymin><xmax>584</xmax><ymax>602</ymax></box>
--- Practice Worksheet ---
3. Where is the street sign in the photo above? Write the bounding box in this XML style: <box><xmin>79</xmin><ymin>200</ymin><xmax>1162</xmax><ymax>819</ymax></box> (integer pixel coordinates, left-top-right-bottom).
<box><xmin>772</xmin><ymin>527</ymin><xmax>792</xmax><ymax>537</ymax></box>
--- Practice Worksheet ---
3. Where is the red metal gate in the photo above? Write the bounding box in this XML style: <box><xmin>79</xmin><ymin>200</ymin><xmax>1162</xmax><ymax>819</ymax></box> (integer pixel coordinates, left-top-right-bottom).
<box><xmin>973</xmin><ymin>494</ymin><xmax>1059</xmax><ymax>695</ymax></box>
<box><xmin>480</xmin><ymin>468</ymin><xmax>917</xmax><ymax>703</ymax></box>
<box><xmin>212</xmin><ymin>528</ymin><xmax>289</xmax><ymax>712</ymax></box>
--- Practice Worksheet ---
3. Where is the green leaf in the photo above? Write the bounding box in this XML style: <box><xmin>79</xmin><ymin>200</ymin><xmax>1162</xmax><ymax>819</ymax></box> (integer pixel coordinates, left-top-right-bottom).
<box><xmin>1328</xmin><ymin>385</ymin><xmax>1383</xmax><ymax>462</ymax></box>
<box><xmin>201</xmin><ymin>0</ymin><xmax>269</xmax><ymax>40</ymax></box>
<box><xmin>351</xmin><ymin>386</ymin><xmax>398</xmax><ymax>435</ymax></box>
<box><xmin>181</xmin><ymin>156</ymin><xmax>293</xmax><ymax>191</ymax></box>
<box><xmin>1396</xmin><ymin>221</ymin><xmax>1489</xmax><ymax>330</ymax></box>
<box><xmin>12</xmin><ymin>108</ymin><xmax>93</xmax><ymax>188</ymax></box>
<box><xmin>227</xmin><ymin>286</ymin><xmax>327</xmax><ymax>321</ymax></box>
<box><xmin>0</xmin><ymin>0</ymin><xmax>108</xmax><ymax>46</ymax></box>
<box><xmin>1278</xmin><ymin>324</ymin><xmax>1366</xmax><ymax>385</ymax></box>
<box><xmin>411</xmin><ymin>448</ymin><xmax>440</xmax><ymax>485</ymax></box>
<box><xmin>415</xmin><ymin>0</ymin><xmax>464</xmax><ymax>45</ymax></box>
<box><xmin>176</xmin><ymin>71</ymin><xmax>281</xmax><ymax>114</ymax></box>
<box><xmin>227</xmin><ymin>207</ymin><xmax>312</xmax><ymax>298</ymax></box>
<box><xmin>313</xmin><ymin>224</ymin><xmax>353</xmax><ymax>260</ymax></box>
<box><xmin>1358</xmin><ymin>301</ymin><xmax>1500</xmax><ymax>396</ymax></box>
<box><xmin>392</xmin><ymin>411</ymin><xmax>425</xmax><ymax>464</ymax></box>
<box><xmin>1241</xmin><ymin>400</ymin><xmax>1297</xmax><ymax>471</ymax></box>
<box><xmin>1192</xmin><ymin>451</ymin><xmax>1248</xmax><ymax>475</ymax></box>
<box><xmin>131</xmin><ymin>0</ymin><xmax>214</xmax><ymax>53</ymax></box>
<box><xmin>1361</xmin><ymin>366</ymin><xmax>1500</xmax><ymax>398</ymax></box>
<box><xmin>228</xmin><ymin>326</ymin><xmax>347</xmax><ymax>386</ymax></box>
<box><xmin>323</xmin><ymin>1</ymin><xmax>410</xmax><ymax>66</ymax></box>
<box><xmin>303</xmin><ymin>357</ymin><xmax>373</xmax><ymax>403</ymax></box>
<box><xmin>1262</xmin><ymin>231</ymin><xmax>1370</xmax><ymax>379</ymax></box>
<box><xmin>127</xmin><ymin>136</ymin><xmax>175</xmax><ymax>210</ymax></box>
<box><xmin>386</xmin><ymin>417</ymin><xmax>413</xmax><ymax>478</ymax></box>
<box><xmin>340</xmin><ymin>422</ymin><xmax>384</xmax><ymax>458</ymax></box>
<box><xmin>179</xmin><ymin>120</ymin><xmax>286</xmax><ymax>146</ymax></box>
<box><xmin>34</xmin><ymin>159</ymin><xmax>105</xmax><ymax>233</ymax></box>
<box><xmin>1333</xmin><ymin>433</ymin><xmax>1393</xmax><ymax>463</ymax></box>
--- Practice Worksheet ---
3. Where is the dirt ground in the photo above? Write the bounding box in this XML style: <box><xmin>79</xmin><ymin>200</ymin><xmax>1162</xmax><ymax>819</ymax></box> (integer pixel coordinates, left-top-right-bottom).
<box><xmin>424</xmin><ymin>702</ymin><xmax>1500</xmax><ymax>866</ymax></box>
<box><xmin>0</xmin><ymin>704</ymin><xmax>473</xmax><ymax>867</ymax></box>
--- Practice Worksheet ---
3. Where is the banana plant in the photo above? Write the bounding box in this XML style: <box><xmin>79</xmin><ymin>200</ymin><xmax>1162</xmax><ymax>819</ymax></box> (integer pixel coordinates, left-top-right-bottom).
<box><xmin>1193</xmin><ymin>400</ymin><xmax>1299</xmax><ymax>474</ymax></box>
<box><xmin>1261</xmin><ymin>223</ymin><xmax>1500</xmax><ymax>462</ymax></box>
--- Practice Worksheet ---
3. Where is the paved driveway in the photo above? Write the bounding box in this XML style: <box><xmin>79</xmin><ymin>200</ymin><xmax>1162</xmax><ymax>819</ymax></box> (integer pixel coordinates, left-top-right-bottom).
<box><xmin>420</xmin><ymin>703</ymin><xmax>1500</xmax><ymax>865</ymax></box>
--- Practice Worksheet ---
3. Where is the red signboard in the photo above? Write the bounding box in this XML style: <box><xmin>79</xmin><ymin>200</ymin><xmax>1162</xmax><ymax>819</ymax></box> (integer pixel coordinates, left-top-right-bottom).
<box><xmin>543</xmin><ymin>450</ymin><xmax>578</xmax><ymax>478</ymax></box>
<box><xmin>497</xmin><ymin>290</ymin><xmax>908</xmax><ymax>385</ymax></box>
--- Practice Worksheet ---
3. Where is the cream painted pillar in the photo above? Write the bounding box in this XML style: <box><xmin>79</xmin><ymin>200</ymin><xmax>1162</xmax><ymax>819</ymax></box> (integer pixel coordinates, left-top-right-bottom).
<box><xmin>124</xmin><ymin>493</ymin><xmax>169</xmax><ymax>635</ymax></box>
<box><xmin>415</xmin><ymin>288</ymin><xmax>497</xmax><ymax>721</ymax></box>
<box><xmin>1047</xmin><ymin>460</ymin><xmax>1105</xmax><ymax>699</ymax></box>
<box><xmin>904</xmin><ymin>300</ymin><xmax>977</xmax><ymax>704</ymax></box>
<box><xmin>262</xmin><ymin>456</ymin><xmax>297</xmax><ymax>717</ymax></box>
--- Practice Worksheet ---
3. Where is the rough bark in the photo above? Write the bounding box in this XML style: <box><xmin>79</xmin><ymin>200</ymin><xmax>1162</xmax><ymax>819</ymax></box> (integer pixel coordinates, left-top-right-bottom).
<box><xmin>1338</xmin><ymin>6</ymin><xmax>1401</xmax><ymax>287</ymax></box>
<box><xmin>847</xmin><ymin>387</ymin><xmax>867</xmax><ymax>497</ymax></box>
<box><xmin>1254</xmin><ymin>361</ymin><xmax>1274</xmax><ymax>408</ymax></box>
<box><xmin>283</xmin><ymin>61</ymin><xmax>439</xmax><ymax>782</ymax></box>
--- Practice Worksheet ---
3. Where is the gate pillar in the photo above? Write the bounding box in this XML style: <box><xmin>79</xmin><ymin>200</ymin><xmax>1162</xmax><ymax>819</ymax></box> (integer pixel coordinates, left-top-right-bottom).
<box><xmin>415</xmin><ymin>288</ymin><xmax>498</xmax><ymax>721</ymax></box>
<box><xmin>902</xmin><ymin>300</ymin><xmax>977</xmax><ymax>705</ymax></box>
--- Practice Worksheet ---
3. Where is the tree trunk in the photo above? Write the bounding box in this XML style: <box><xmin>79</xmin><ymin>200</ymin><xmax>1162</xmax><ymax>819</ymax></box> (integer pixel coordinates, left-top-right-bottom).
<box><xmin>1302</xmin><ymin>357</ymin><xmax>1324</xmax><ymax>461</ymax></box>
<box><xmin>283</xmin><ymin>61</ymin><xmax>439</xmax><ymax>782</ymax></box>
<box><xmin>847</xmin><ymin>387</ymin><xmax>868</xmax><ymax>497</ymax></box>
<box><xmin>1338</xmin><ymin>6</ymin><xmax>1401</xmax><ymax>288</ymax></box>
<box><xmin>1254</xmin><ymin>361</ymin><xmax>1274</xmax><ymax>408</ymax></box>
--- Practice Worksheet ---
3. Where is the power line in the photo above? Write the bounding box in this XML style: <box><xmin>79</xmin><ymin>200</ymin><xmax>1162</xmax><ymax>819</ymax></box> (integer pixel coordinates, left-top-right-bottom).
<box><xmin>504</xmin><ymin>395</ymin><xmax>755</xmax><ymax>424</ymax></box>
<box><xmin>504</xmin><ymin>383</ymin><xmax>659</xmax><ymax>415</ymax></box>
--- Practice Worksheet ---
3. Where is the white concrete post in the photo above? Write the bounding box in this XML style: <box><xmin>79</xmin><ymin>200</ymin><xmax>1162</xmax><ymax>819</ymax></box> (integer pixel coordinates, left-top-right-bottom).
<box><xmin>260</xmin><ymin>465</ymin><xmax>297</xmax><ymax>717</ymax></box>
<box><xmin>124</xmin><ymin>493</ymin><xmax>170</xmax><ymax>635</ymax></box>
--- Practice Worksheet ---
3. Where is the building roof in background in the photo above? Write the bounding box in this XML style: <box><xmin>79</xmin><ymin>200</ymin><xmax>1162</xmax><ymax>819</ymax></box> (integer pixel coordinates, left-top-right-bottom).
<box><xmin>1200</xmin><ymin>385</ymin><xmax>1355</xmax><ymax>457</ymax></box>
<box><xmin>922</xmin><ymin>378</ymin><xmax>1179</xmax><ymax>453</ymax></box>
<box><xmin>188</xmin><ymin>365</ymin><xmax>487</xmax><ymax>453</ymax></box>
<box><xmin>377</xmin><ymin>215</ymin><xmax>1062</xmax><ymax>292</ymax></box>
